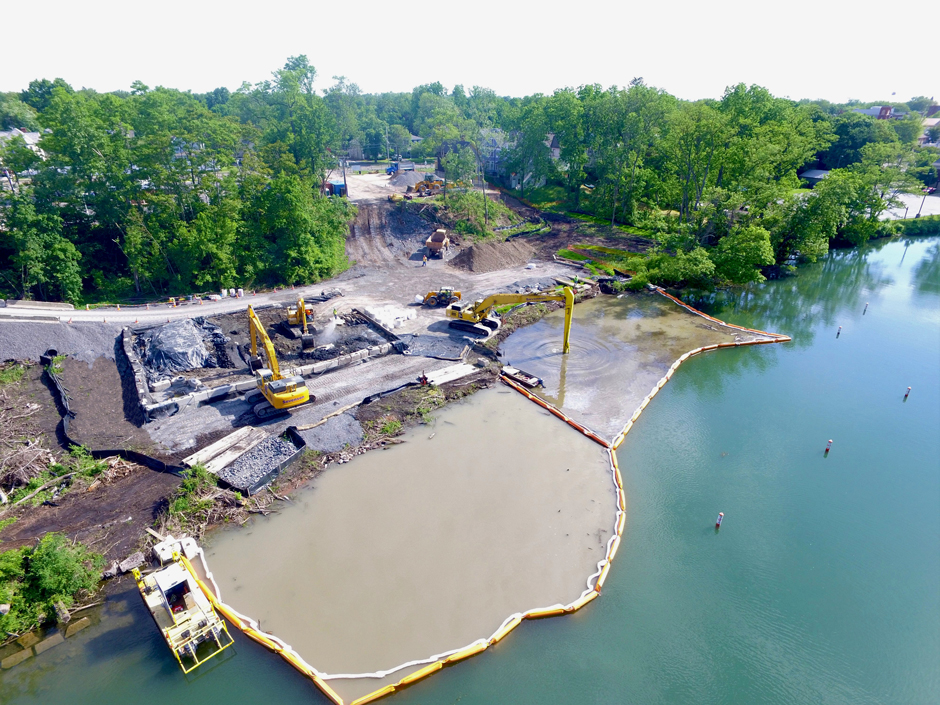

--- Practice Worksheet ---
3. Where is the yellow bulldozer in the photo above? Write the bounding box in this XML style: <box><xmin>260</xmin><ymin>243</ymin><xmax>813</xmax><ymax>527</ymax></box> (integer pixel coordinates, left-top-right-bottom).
<box><xmin>245</xmin><ymin>306</ymin><xmax>312</xmax><ymax>418</ymax></box>
<box><xmin>421</xmin><ymin>287</ymin><xmax>461</xmax><ymax>307</ymax></box>
<box><xmin>445</xmin><ymin>287</ymin><xmax>575</xmax><ymax>353</ymax></box>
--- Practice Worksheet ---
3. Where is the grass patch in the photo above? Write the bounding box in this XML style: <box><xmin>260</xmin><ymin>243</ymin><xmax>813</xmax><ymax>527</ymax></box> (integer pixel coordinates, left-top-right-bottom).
<box><xmin>0</xmin><ymin>363</ymin><xmax>26</xmax><ymax>387</ymax></box>
<box><xmin>0</xmin><ymin>533</ymin><xmax>103</xmax><ymax>635</ymax></box>
<box><xmin>379</xmin><ymin>419</ymin><xmax>402</xmax><ymax>436</ymax></box>
<box><xmin>557</xmin><ymin>248</ymin><xmax>590</xmax><ymax>261</ymax></box>
<box><xmin>167</xmin><ymin>465</ymin><xmax>216</xmax><ymax>520</ymax></box>
<box><xmin>0</xmin><ymin>516</ymin><xmax>17</xmax><ymax>534</ymax></box>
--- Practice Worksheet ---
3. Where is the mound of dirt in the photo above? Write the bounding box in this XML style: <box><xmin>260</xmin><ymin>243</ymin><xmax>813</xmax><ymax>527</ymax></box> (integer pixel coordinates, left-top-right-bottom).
<box><xmin>389</xmin><ymin>171</ymin><xmax>432</xmax><ymax>187</ymax></box>
<box><xmin>450</xmin><ymin>240</ymin><xmax>535</xmax><ymax>273</ymax></box>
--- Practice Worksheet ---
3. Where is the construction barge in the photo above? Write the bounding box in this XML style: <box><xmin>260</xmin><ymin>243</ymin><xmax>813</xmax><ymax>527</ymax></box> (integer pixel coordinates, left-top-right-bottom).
<box><xmin>132</xmin><ymin>536</ymin><xmax>234</xmax><ymax>673</ymax></box>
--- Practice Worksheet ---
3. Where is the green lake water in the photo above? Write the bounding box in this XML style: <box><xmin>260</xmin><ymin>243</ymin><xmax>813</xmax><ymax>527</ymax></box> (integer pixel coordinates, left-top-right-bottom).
<box><xmin>3</xmin><ymin>236</ymin><xmax>938</xmax><ymax>704</ymax></box>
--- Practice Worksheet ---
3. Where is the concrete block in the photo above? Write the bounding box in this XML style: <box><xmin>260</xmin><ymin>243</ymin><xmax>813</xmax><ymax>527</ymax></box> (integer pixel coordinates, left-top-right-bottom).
<box><xmin>65</xmin><ymin>617</ymin><xmax>91</xmax><ymax>638</ymax></box>
<box><xmin>33</xmin><ymin>632</ymin><xmax>64</xmax><ymax>655</ymax></box>
<box><xmin>1</xmin><ymin>648</ymin><xmax>33</xmax><ymax>669</ymax></box>
<box><xmin>119</xmin><ymin>552</ymin><xmax>145</xmax><ymax>573</ymax></box>
<box><xmin>16</xmin><ymin>632</ymin><xmax>40</xmax><ymax>648</ymax></box>
<box><xmin>150</xmin><ymin>379</ymin><xmax>170</xmax><ymax>392</ymax></box>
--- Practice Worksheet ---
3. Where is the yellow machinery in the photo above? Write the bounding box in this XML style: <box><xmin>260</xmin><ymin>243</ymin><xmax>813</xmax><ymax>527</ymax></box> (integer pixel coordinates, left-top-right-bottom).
<box><xmin>422</xmin><ymin>286</ymin><xmax>461</xmax><ymax>307</ymax></box>
<box><xmin>285</xmin><ymin>298</ymin><xmax>316</xmax><ymax>350</ymax></box>
<box><xmin>446</xmin><ymin>287</ymin><xmax>575</xmax><ymax>352</ymax></box>
<box><xmin>132</xmin><ymin>552</ymin><xmax>234</xmax><ymax>673</ymax></box>
<box><xmin>246</xmin><ymin>305</ymin><xmax>311</xmax><ymax>418</ymax></box>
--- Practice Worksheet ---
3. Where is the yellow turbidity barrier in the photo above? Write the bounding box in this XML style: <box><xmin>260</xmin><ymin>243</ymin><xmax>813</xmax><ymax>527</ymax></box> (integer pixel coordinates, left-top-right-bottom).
<box><xmin>617</xmin><ymin>509</ymin><xmax>626</xmax><ymax>536</ymax></box>
<box><xmin>489</xmin><ymin>616</ymin><xmax>523</xmax><ymax>644</ymax></box>
<box><xmin>445</xmin><ymin>641</ymin><xmax>489</xmax><ymax>664</ymax></box>
<box><xmin>608</xmin><ymin>535</ymin><xmax>622</xmax><ymax>561</ymax></box>
<box><xmin>351</xmin><ymin>684</ymin><xmax>397</xmax><ymax>705</ymax></box>
<box><xmin>594</xmin><ymin>561</ymin><xmax>612</xmax><ymax>592</ymax></box>
<box><xmin>566</xmin><ymin>590</ymin><xmax>599</xmax><ymax>611</ymax></box>
<box><xmin>398</xmin><ymin>660</ymin><xmax>443</xmax><ymax>685</ymax></box>
<box><xmin>525</xmin><ymin>606</ymin><xmax>567</xmax><ymax>619</ymax></box>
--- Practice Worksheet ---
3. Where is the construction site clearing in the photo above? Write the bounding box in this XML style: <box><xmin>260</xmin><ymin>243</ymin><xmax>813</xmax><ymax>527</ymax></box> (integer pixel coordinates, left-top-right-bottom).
<box><xmin>0</xmin><ymin>170</ymin><xmax>687</xmax><ymax>693</ymax></box>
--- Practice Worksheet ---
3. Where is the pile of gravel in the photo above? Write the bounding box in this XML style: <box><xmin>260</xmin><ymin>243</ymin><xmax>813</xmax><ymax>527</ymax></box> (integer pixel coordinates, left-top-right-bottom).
<box><xmin>450</xmin><ymin>240</ymin><xmax>535</xmax><ymax>273</ymax></box>
<box><xmin>0</xmin><ymin>320</ymin><xmax>123</xmax><ymax>364</ymax></box>
<box><xmin>217</xmin><ymin>435</ymin><xmax>298</xmax><ymax>493</ymax></box>
<box><xmin>389</xmin><ymin>171</ymin><xmax>433</xmax><ymax>188</ymax></box>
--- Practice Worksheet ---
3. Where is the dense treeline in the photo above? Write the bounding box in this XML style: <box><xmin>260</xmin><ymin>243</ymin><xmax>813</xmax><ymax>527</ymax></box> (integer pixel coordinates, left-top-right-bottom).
<box><xmin>1</xmin><ymin>58</ymin><xmax>937</xmax><ymax>301</ymax></box>
<box><xmin>0</xmin><ymin>58</ymin><xmax>355</xmax><ymax>303</ymax></box>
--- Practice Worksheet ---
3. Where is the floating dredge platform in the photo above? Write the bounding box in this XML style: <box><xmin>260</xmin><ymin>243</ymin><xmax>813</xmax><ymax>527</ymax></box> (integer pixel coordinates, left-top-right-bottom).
<box><xmin>132</xmin><ymin>536</ymin><xmax>234</xmax><ymax>673</ymax></box>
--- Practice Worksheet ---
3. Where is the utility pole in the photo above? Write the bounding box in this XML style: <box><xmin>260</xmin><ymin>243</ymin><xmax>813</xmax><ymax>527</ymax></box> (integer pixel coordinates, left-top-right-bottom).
<box><xmin>342</xmin><ymin>157</ymin><xmax>348</xmax><ymax>197</ymax></box>
<box><xmin>384</xmin><ymin>123</ymin><xmax>390</xmax><ymax>162</ymax></box>
<box><xmin>481</xmin><ymin>159</ymin><xmax>488</xmax><ymax>228</ymax></box>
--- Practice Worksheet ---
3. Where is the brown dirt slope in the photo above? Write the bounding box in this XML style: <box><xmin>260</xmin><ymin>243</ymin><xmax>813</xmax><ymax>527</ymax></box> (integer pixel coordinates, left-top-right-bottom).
<box><xmin>450</xmin><ymin>240</ymin><xmax>535</xmax><ymax>273</ymax></box>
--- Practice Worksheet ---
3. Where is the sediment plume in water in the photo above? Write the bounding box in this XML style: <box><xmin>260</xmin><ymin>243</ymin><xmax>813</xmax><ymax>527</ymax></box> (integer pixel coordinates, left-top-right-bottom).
<box><xmin>501</xmin><ymin>292</ymin><xmax>768</xmax><ymax>439</ymax></box>
<box><xmin>206</xmin><ymin>388</ymin><xmax>613</xmax><ymax>702</ymax></box>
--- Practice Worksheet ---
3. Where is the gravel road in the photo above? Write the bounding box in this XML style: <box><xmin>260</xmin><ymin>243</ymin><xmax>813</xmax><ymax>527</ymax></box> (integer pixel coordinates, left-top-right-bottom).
<box><xmin>298</xmin><ymin>413</ymin><xmax>364</xmax><ymax>453</ymax></box>
<box><xmin>0</xmin><ymin>320</ymin><xmax>123</xmax><ymax>364</ymax></box>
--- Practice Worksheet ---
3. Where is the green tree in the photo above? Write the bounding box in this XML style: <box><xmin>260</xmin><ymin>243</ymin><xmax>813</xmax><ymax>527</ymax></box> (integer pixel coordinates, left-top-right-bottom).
<box><xmin>19</xmin><ymin>77</ymin><xmax>73</xmax><ymax>114</ymax></box>
<box><xmin>0</xmin><ymin>94</ymin><xmax>40</xmax><ymax>130</ymax></box>
<box><xmin>819</xmin><ymin>112</ymin><xmax>896</xmax><ymax>169</ymax></box>
<box><xmin>712</xmin><ymin>225</ymin><xmax>775</xmax><ymax>283</ymax></box>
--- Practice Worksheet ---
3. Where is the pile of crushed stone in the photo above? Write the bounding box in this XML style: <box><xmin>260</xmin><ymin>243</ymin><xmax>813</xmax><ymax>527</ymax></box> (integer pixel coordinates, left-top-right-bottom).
<box><xmin>389</xmin><ymin>171</ymin><xmax>433</xmax><ymax>188</ymax></box>
<box><xmin>450</xmin><ymin>240</ymin><xmax>535</xmax><ymax>273</ymax></box>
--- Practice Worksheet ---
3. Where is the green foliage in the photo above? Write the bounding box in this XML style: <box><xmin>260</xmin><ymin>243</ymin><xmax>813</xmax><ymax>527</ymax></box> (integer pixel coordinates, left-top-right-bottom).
<box><xmin>379</xmin><ymin>419</ymin><xmax>402</xmax><ymax>435</ymax></box>
<box><xmin>0</xmin><ymin>516</ymin><xmax>17</xmax><ymax>533</ymax></box>
<box><xmin>0</xmin><ymin>533</ymin><xmax>103</xmax><ymax>634</ymax></box>
<box><xmin>168</xmin><ymin>465</ymin><xmax>216</xmax><ymax>518</ymax></box>
<box><xmin>432</xmin><ymin>190</ymin><xmax>515</xmax><ymax>238</ymax></box>
<box><xmin>0</xmin><ymin>94</ymin><xmax>40</xmax><ymax>131</ymax></box>
<box><xmin>557</xmin><ymin>249</ymin><xmax>589</xmax><ymax>261</ymax></box>
<box><xmin>0</xmin><ymin>363</ymin><xmax>26</xmax><ymax>387</ymax></box>
<box><xmin>712</xmin><ymin>225</ymin><xmax>775</xmax><ymax>283</ymax></box>
<box><xmin>896</xmin><ymin>214</ymin><xmax>940</xmax><ymax>236</ymax></box>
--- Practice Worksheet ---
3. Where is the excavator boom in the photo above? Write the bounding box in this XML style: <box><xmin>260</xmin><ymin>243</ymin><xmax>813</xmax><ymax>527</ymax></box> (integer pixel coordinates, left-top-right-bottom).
<box><xmin>247</xmin><ymin>306</ymin><xmax>311</xmax><ymax>416</ymax></box>
<box><xmin>446</xmin><ymin>287</ymin><xmax>574</xmax><ymax>353</ymax></box>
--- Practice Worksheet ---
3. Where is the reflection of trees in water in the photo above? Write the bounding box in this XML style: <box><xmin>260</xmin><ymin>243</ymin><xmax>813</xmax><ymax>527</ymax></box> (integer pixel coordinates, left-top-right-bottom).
<box><xmin>911</xmin><ymin>241</ymin><xmax>940</xmax><ymax>298</ymax></box>
<box><xmin>661</xmin><ymin>243</ymin><xmax>899</xmax><ymax>396</ymax></box>
<box><xmin>687</xmin><ymin>247</ymin><xmax>893</xmax><ymax>350</ymax></box>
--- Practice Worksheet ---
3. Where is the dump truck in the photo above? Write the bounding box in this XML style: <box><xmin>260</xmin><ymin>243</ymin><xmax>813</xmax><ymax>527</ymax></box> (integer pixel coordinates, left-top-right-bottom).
<box><xmin>425</xmin><ymin>229</ymin><xmax>450</xmax><ymax>258</ymax></box>
<box><xmin>422</xmin><ymin>287</ymin><xmax>461</xmax><ymax>306</ymax></box>
<box><xmin>386</xmin><ymin>161</ymin><xmax>416</xmax><ymax>175</ymax></box>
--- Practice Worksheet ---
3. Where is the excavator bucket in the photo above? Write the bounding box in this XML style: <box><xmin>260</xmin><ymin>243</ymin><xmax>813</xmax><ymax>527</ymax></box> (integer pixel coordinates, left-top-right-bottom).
<box><xmin>301</xmin><ymin>334</ymin><xmax>316</xmax><ymax>351</ymax></box>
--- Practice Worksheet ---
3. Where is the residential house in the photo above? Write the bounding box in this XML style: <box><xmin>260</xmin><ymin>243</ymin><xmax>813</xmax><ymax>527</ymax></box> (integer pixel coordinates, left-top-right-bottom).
<box><xmin>852</xmin><ymin>106</ymin><xmax>907</xmax><ymax>119</ymax></box>
<box><xmin>798</xmin><ymin>169</ymin><xmax>830</xmax><ymax>187</ymax></box>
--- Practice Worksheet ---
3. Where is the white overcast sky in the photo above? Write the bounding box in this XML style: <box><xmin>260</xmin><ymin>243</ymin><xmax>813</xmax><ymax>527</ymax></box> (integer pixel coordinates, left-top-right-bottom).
<box><xmin>3</xmin><ymin>0</ymin><xmax>935</xmax><ymax>104</ymax></box>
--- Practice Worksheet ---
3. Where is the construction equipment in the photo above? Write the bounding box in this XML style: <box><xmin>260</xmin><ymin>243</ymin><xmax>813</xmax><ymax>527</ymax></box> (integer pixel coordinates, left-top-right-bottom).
<box><xmin>133</xmin><ymin>549</ymin><xmax>234</xmax><ymax>674</ymax></box>
<box><xmin>410</xmin><ymin>174</ymin><xmax>445</xmax><ymax>195</ymax></box>
<box><xmin>386</xmin><ymin>161</ymin><xmax>416</xmax><ymax>175</ymax></box>
<box><xmin>446</xmin><ymin>287</ymin><xmax>575</xmax><ymax>352</ymax></box>
<box><xmin>245</xmin><ymin>305</ymin><xmax>312</xmax><ymax>418</ymax></box>
<box><xmin>285</xmin><ymin>298</ymin><xmax>316</xmax><ymax>350</ymax></box>
<box><xmin>425</xmin><ymin>229</ymin><xmax>450</xmax><ymax>258</ymax></box>
<box><xmin>422</xmin><ymin>287</ymin><xmax>461</xmax><ymax>307</ymax></box>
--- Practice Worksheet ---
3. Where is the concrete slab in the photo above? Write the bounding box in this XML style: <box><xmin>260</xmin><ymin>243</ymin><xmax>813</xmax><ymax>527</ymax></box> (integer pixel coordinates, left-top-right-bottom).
<box><xmin>65</xmin><ymin>617</ymin><xmax>91</xmax><ymax>638</ymax></box>
<box><xmin>1</xmin><ymin>647</ymin><xmax>33</xmax><ymax>669</ymax></box>
<box><xmin>33</xmin><ymin>632</ymin><xmax>64</xmax><ymax>655</ymax></box>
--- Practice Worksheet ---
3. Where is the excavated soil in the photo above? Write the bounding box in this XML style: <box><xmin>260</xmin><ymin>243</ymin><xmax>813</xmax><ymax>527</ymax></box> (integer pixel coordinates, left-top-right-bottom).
<box><xmin>450</xmin><ymin>239</ymin><xmax>535</xmax><ymax>273</ymax></box>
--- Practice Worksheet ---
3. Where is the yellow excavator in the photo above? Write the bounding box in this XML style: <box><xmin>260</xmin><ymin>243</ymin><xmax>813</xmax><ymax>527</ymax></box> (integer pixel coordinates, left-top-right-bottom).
<box><xmin>285</xmin><ymin>298</ymin><xmax>316</xmax><ymax>350</ymax></box>
<box><xmin>245</xmin><ymin>306</ymin><xmax>312</xmax><ymax>418</ymax></box>
<box><xmin>446</xmin><ymin>287</ymin><xmax>575</xmax><ymax>353</ymax></box>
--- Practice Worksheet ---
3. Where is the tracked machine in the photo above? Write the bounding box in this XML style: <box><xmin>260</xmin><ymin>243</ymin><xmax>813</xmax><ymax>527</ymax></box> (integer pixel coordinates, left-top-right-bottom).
<box><xmin>446</xmin><ymin>286</ymin><xmax>575</xmax><ymax>353</ymax></box>
<box><xmin>245</xmin><ymin>306</ymin><xmax>312</xmax><ymax>418</ymax></box>
<box><xmin>284</xmin><ymin>298</ymin><xmax>317</xmax><ymax>351</ymax></box>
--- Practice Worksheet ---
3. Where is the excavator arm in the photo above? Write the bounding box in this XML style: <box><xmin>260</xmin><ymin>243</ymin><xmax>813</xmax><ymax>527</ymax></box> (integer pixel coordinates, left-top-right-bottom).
<box><xmin>447</xmin><ymin>287</ymin><xmax>574</xmax><ymax>353</ymax></box>
<box><xmin>248</xmin><ymin>306</ymin><xmax>282</xmax><ymax>380</ymax></box>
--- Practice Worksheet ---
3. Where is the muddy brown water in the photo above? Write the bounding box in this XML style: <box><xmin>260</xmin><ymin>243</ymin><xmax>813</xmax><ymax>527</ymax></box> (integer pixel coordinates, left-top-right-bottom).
<box><xmin>204</xmin><ymin>388</ymin><xmax>613</xmax><ymax>702</ymax></box>
<box><xmin>501</xmin><ymin>292</ymin><xmax>765</xmax><ymax>440</ymax></box>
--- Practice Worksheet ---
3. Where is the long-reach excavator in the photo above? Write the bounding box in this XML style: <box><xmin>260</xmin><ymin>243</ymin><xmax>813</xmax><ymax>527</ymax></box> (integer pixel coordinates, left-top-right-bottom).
<box><xmin>446</xmin><ymin>286</ymin><xmax>575</xmax><ymax>353</ymax></box>
<box><xmin>285</xmin><ymin>298</ymin><xmax>316</xmax><ymax>350</ymax></box>
<box><xmin>245</xmin><ymin>306</ymin><xmax>312</xmax><ymax>418</ymax></box>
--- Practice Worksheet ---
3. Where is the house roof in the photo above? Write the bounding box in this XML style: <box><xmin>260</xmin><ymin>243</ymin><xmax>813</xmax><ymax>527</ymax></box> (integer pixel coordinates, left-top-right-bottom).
<box><xmin>799</xmin><ymin>169</ymin><xmax>830</xmax><ymax>180</ymax></box>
